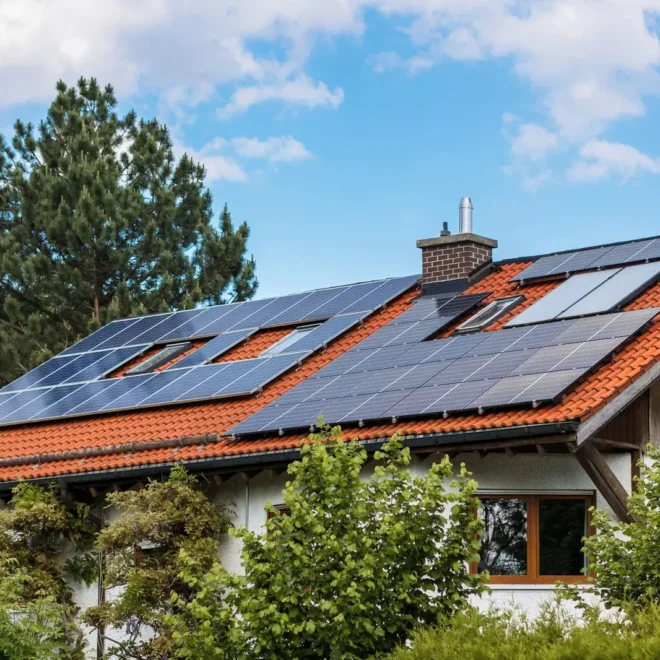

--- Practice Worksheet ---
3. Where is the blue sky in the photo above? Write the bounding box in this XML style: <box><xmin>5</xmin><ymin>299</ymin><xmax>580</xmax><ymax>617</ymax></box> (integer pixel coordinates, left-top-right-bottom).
<box><xmin>2</xmin><ymin>1</ymin><xmax>660</xmax><ymax>298</ymax></box>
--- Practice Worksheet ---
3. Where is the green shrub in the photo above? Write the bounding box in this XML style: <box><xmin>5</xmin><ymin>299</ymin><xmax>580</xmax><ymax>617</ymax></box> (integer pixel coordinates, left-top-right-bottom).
<box><xmin>387</xmin><ymin>602</ymin><xmax>660</xmax><ymax>660</ymax></box>
<box><xmin>170</xmin><ymin>426</ymin><xmax>486</xmax><ymax>660</ymax></box>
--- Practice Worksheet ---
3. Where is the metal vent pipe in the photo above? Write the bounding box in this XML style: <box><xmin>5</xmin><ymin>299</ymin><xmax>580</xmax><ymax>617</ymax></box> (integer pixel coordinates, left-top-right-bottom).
<box><xmin>459</xmin><ymin>197</ymin><xmax>473</xmax><ymax>234</ymax></box>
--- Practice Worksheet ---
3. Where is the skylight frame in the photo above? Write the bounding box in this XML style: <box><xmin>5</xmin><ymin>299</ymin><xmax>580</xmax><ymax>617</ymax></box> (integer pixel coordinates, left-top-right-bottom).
<box><xmin>260</xmin><ymin>324</ymin><xmax>321</xmax><ymax>358</ymax></box>
<box><xmin>456</xmin><ymin>296</ymin><xmax>524</xmax><ymax>333</ymax></box>
<box><xmin>125</xmin><ymin>342</ymin><xmax>192</xmax><ymax>376</ymax></box>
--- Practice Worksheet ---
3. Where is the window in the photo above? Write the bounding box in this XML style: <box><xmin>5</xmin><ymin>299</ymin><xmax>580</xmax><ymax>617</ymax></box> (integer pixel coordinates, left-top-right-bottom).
<box><xmin>456</xmin><ymin>296</ymin><xmax>523</xmax><ymax>332</ymax></box>
<box><xmin>507</xmin><ymin>261</ymin><xmax>660</xmax><ymax>327</ymax></box>
<box><xmin>125</xmin><ymin>342</ymin><xmax>191</xmax><ymax>375</ymax></box>
<box><xmin>260</xmin><ymin>325</ymin><xmax>320</xmax><ymax>357</ymax></box>
<box><xmin>472</xmin><ymin>494</ymin><xmax>593</xmax><ymax>583</ymax></box>
<box><xmin>267</xmin><ymin>505</ymin><xmax>291</xmax><ymax>520</ymax></box>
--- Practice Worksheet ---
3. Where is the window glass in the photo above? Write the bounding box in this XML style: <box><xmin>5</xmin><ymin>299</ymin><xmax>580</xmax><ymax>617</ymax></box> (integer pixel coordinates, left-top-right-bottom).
<box><xmin>125</xmin><ymin>342</ymin><xmax>190</xmax><ymax>375</ymax></box>
<box><xmin>260</xmin><ymin>325</ymin><xmax>319</xmax><ymax>357</ymax></box>
<box><xmin>457</xmin><ymin>296</ymin><xmax>523</xmax><ymax>332</ymax></box>
<box><xmin>539</xmin><ymin>498</ymin><xmax>587</xmax><ymax>575</ymax></box>
<box><xmin>478</xmin><ymin>498</ymin><xmax>527</xmax><ymax>576</ymax></box>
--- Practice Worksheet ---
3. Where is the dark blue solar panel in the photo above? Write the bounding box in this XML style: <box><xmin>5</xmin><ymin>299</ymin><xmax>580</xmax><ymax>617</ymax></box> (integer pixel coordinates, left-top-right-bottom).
<box><xmin>174</xmin><ymin>329</ymin><xmax>257</xmax><ymax>369</ymax></box>
<box><xmin>589</xmin><ymin>308</ymin><xmax>658</xmax><ymax>340</ymax></box>
<box><xmin>62</xmin><ymin>347</ymin><xmax>145</xmax><ymax>384</ymax></box>
<box><xmin>189</xmin><ymin>302</ymin><xmax>258</xmax><ymax>335</ymax></box>
<box><xmin>340</xmin><ymin>390</ymin><xmax>413</xmax><ymax>423</ymax></box>
<box><xmin>423</xmin><ymin>379</ymin><xmax>497</xmax><ymax>413</ymax></box>
<box><xmin>60</xmin><ymin>319</ymin><xmax>141</xmax><ymax>356</ymax></box>
<box><xmin>345</xmin><ymin>346</ymin><xmax>410</xmax><ymax>372</ymax></box>
<box><xmin>500</xmin><ymin>321</ymin><xmax>576</xmax><ymax>352</ymax></box>
<box><xmin>301</xmin><ymin>283</ymin><xmax>377</xmax><ymax>320</ymax></box>
<box><xmin>30</xmin><ymin>380</ymin><xmax>120</xmax><ymax>420</ymax></box>
<box><xmin>509</xmin><ymin>369</ymin><xmax>589</xmax><ymax>404</ymax></box>
<box><xmin>318</xmin><ymin>395</ymin><xmax>374</xmax><ymax>424</ymax></box>
<box><xmin>0</xmin><ymin>391</ymin><xmax>26</xmax><ymax>418</ymax></box>
<box><xmin>177</xmin><ymin>361</ymin><xmax>257</xmax><ymax>401</ymax></box>
<box><xmin>66</xmin><ymin>377</ymin><xmax>142</xmax><ymax>415</ymax></box>
<box><xmin>0</xmin><ymin>385</ymin><xmax>83</xmax><ymax>424</ymax></box>
<box><xmin>229</xmin><ymin>402</ymin><xmax>297</xmax><ymax>435</ymax></box>
<box><xmin>313</xmin><ymin>348</ymin><xmax>380</xmax><ymax>378</ymax></box>
<box><xmin>634</xmin><ymin>238</ymin><xmax>660</xmax><ymax>262</ymax></box>
<box><xmin>262</xmin><ymin>287</ymin><xmax>350</xmax><ymax>325</ymax></box>
<box><xmin>590</xmin><ymin>241</ymin><xmax>654</xmax><ymax>269</ymax></box>
<box><xmin>223</xmin><ymin>297</ymin><xmax>287</xmax><ymax>330</ymax></box>
<box><xmin>460</xmin><ymin>351</ymin><xmax>534</xmax><ymax>382</ymax></box>
<box><xmin>0</xmin><ymin>356</ymin><xmax>76</xmax><ymax>393</ymax></box>
<box><xmin>284</xmin><ymin>312</ymin><xmax>367</xmax><ymax>353</ymax></box>
<box><xmin>349</xmin><ymin>366</ymin><xmax>415</xmax><ymax>396</ymax></box>
<box><xmin>385</xmin><ymin>385</ymin><xmax>456</xmax><ymax>418</ymax></box>
<box><xmin>128</xmin><ymin>308</ymin><xmax>208</xmax><ymax>345</ymax></box>
<box><xmin>34</xmin><ymin>353</ymin><xmax>111</xmax><ymax>389</ymax></box>
<box><xmin>546</xmin><ymin>247</ymin><xmax>610</xmax><ymax>275</ymax></box>
<box><xmin>271</xmin><ymin>376</ymin><xmax>338</xmax><ymax>406</ymax></box>
<box><xmin>218</xmin><ymin>353</ymin><xmax>309</xmax><ymax>396</ymax></box>
<box><xmin>511</xmin><ymin>253</ymin><xmax>579</xmax><ymax>282</ymax></box>
<box><xmin>158</xmin><ymin>305</ymin><xmax>237</xmax><ymax>342</ymax></box>
<box><xmin>96</xmin><ymin>314</ymin><xmax>173</xmax><ymax>349</ymax></box>
<box><xmin>140</xmin><ymin>364</ymin><xmax>226</xmax><ymax>405</ymax></box>
<box><xmin>339</xmin><ymin>275</ymin><xmax>420</xmax><ymax>314</ymax></box>
<box><xmin>256</xmin><ymin>292</ymin><xmax>318</xmax><ymax>327</ymax></box>
<box><xmin>266</xmin><ymin>400</ymin><xmax>327</xmax><ymax>430</ymax></box>
<box><xmin>108</xmin><ymin>369</ymin><xmax>193</xmax><ymax>410</ymax></box>
<box><xmin>305</xmin><ymin>372</ymin><xmax>370</xmax><ymax>401</ymax></box>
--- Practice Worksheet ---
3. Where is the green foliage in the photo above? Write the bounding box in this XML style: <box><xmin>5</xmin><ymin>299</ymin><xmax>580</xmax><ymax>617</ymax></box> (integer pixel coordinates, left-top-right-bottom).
<box><xmin>83</xmin><ymin>465</ymin><xmax>232</xmax><ymax>659</ymax></box>
<box><xmin>0</xmin><ymin>484</ymin><xmax>97</xmax><ymax>658</ymax></box>
<box><xmin>386</xmin><ymin>602</ymin><xmax>660</xmax><ymax>660</ymax></box>
<box><xmin>580</xmin><ymin>445</ymin><xmax>660</xmax><ymax>610</ymax></box>
<box><xmin>0</xmin><ymin>76</ymin><xmax>257</xmax><ymax>386</ymax></box>
<box><xmin>170</xmin><ymin>425</ymin><xmax>487</xmax><ymax>660</ymax></box>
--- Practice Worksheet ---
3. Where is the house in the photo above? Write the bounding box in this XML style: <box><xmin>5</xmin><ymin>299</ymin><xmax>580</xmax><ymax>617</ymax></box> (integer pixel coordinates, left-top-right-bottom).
<box><xmin>1</xmin><ymin>198</ymin><xmax>659</xmax><ymax>653</ymax></box>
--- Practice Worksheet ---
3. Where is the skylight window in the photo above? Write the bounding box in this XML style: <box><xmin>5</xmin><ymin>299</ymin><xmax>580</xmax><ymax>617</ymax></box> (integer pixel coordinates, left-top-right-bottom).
<box><xmin>125</xmin><ymin>343</ymin><xmax>191</xmax><ymax>375</ymax></box>
<box><xmin>260</xmin><ymin>325</ymin><xmax>320</xmax><ymax>357</ymax></box>
<box><xmin>507</xmin><ymin>262</ymin><xmax>660</xmax><ymax>327</ymax></box>
<box><xmin>456</xmin><ymin>296</ymin><xmax>523</xmax><ymax>333</ymax></box>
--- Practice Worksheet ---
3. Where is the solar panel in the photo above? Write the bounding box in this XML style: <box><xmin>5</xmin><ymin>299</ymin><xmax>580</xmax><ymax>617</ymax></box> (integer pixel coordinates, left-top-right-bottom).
<box><xmin>0</xmin><ymin>356</ymin><xmax>77</xmax><ymax>393</ymax></box>
<box><xmin>300</xmin><ymin>282</ymin><xmax>378</xmax><ymax>320</ymax></box>
<box><xmin>1</xmin><ymin>385</ymin><xmax>83</xmax><ymax>424</ymax></box>
<box><xmin>96</xmin><ymin>313</ymin><xmax>173</xmax><ymax>350</ymax></box>
<box><xmin>60</xmin><ymin>318</ymin><xmax>141</xmax><ymax>356</ymax></box>
<box><xmin>217</xmin><ymin>353</ymin><xmax>309</xmax><ymax>396</ymax></box>
<box><xmin>30</xmin><ymin>379</ymin><xmax>120</xmax><ymax>421</ymax></box>
<box><xmin>126</xmin><ymin>309</ymin><xmax>208</xmax><ymax>345</ymax></box>
<box><xmin>158</xmin><ymin>305</ymin><xmax>237</xmax><ymax>342</ymax></box>
<box><xmin>339</xmin><ymin>275</ymin><xmax>421</xmax><ymax>314</ymax></box>
<box><xmin>282</xmin><ymin>312</ymin><xmax>367</xmax><ymax>353</ymax></box>
<box><xmin>61</xmin><ymin>347</ymin><xmax>146</xmax><ymax>385</ymax></box>
<box><xmin>106</xmin><ymin>370</ymin><xmax>193</xmax><ymax>411</ymax></box>
<box><xmin>173</xmin><ymin>329</ymin><xmax>257</xmax><ymax>369</ymax></box>
<box><xmin>512</xmin><ymin>237</ymin><xmax>660</xmax><ymax>282</ymax></box>
<box><xmin>508</xmin><ymin>270</ymin><xmax>616</xmax><ymax>326</ymax></box>
<box><xmin>231</xmin><ymin>305</ymin><xmax>659</xmax><ymax>436</ymax></box>
<box><xmin>557</xmin><ymin>262</ymin><xmax>660</xmax><ymax>318</ymax></box>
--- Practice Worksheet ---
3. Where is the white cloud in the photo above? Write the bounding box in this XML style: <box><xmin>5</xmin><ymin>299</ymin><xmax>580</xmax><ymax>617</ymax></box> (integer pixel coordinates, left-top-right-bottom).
<box><xmin>230</xmin><ymin>136</ymin><xmax>312</xmax><ymax>163</ymax></box>
<box><xmin>510</xmin><ymin>124</ymin><xmax>560</xmax><ymax>162</ymax></box>
<box><xmin>171</xmin><ymin>134</ymin><xmax>313</xmax><ymax>182</ymax></box>
<box><xmin>217</xmin><ymin>75</ymin><xmax>344</xmax><ymax>119</ymax></box>
<box><xmin>567</xmin><ymin>140</ymin><xmax>660</xmax><ymax>182</ymax></box>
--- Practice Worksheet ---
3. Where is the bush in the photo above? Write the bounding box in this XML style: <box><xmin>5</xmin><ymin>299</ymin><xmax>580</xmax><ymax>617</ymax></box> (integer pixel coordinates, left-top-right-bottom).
<box><xmin>386</xmin><ymin>602</ymin><xmax>660</xmax><ymax>660</ymax></box>
<box><xmin>582</xmin><ymin>444</ymin><xmax>660</xmax><ymax>610</ymax></box>
<box><xmin>170</xmin><ymin>426</ymin><xmax>486</xmax><ymax>660</ymax></box>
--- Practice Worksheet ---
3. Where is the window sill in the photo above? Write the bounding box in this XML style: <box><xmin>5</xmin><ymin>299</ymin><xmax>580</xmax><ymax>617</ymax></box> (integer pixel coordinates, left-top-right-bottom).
<box><xmin>487</xmin><ymin>583</ymin><xmax>589</xmax><ymax>591</ymax></box>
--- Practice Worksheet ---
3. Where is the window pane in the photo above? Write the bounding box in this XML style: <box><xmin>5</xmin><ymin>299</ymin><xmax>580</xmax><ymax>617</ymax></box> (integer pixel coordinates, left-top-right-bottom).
<box><xmin>478</xmin><ymin>498</ymin><xmax>528</xmax><ymax>576</ymax></box>
<box><xmin>539</xmin><ymin>498</ymin><xmax>587</xmax><ymax>576</ymax></box>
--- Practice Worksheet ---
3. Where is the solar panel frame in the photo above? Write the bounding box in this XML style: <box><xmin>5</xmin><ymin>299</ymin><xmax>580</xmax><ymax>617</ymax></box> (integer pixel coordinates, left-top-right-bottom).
<box><xmin>173</xmin><ymin>329</ymin><xmax>257</xmax><ymax>369</ymax></box>
<box><xmin>60</xmin><ymin>318</ymin><xmax>142</xmax><ymax>356</ymax></box>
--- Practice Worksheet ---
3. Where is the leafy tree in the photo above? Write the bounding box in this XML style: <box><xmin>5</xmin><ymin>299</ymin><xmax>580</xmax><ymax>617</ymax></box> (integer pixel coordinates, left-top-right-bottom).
<box><xmin>580</xmin><ymin>444</ymin><xmax>660</xmax><ymax>610</ymax></box>
<box><xmin>170</xmin><ymin>425</ymin><xmax>487</xmax><ymax>660</ymax></box>
<box><xmin>0</xmin><ymin>483</ymin><xmax>97</xmax><ymax>658</ymax></box>
<box><xmin>83</xmin><ymin>465</ymin><xmax>232</xmax><ymax>659</ymax></box>
<box><xmin>0</xmin><ymin>77</ymin><xmax>257</xmax><ymax>386</ymax></box>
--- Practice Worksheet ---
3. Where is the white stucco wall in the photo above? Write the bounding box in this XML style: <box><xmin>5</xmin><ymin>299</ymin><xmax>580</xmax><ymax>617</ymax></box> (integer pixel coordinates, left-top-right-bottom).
<box><xmin>78</xmin><ymin>449</ymin><xmax>631</xmax><ymax>657</ymax></box>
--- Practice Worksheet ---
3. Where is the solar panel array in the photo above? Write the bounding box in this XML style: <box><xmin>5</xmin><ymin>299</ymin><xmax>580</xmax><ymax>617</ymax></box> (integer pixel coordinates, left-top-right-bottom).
<box><xmin>230</xmin><ymin>302</ymin><xmax>659</xmax><ymax>437</ymax></box>
<box><xmin>0</xmin><ymin>275</ymin><xmax>420</xmax><ymax>427</ymax></box>
<box><xmin>512</xmin><ymin>237</ymin><xmax>660</xmax><ymax>282</ymax></box>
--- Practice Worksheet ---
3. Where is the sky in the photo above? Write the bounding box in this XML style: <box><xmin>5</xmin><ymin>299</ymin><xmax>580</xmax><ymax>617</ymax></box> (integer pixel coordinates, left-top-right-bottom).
<box><xmin>2</xmin><ymin>1</ymin><xmax>660</xmax><ymax>299</ymax></box>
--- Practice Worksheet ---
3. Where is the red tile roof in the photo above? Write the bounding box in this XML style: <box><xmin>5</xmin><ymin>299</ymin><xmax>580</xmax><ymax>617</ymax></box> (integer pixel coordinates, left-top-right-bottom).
<box><xmin>0</xmin><ymin>260</ymin><xmax>658</xmax><ymax>483</ymax></box>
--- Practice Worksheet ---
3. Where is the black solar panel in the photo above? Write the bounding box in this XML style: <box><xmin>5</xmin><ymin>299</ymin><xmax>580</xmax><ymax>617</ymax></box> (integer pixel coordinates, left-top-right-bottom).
<box><xmin>512</xmin><ymin>237</ymin><xmax>660</xmax><ymax>282</ymax></box>
<box><xmin>0</xmin><ymin>275</ymin><xmax>420</xmax><ymax>427</ymax></box>
<box><xmin>230</xmin><ymin>302</ymin><xmax>659</xmax><ymax>436</ymax></box>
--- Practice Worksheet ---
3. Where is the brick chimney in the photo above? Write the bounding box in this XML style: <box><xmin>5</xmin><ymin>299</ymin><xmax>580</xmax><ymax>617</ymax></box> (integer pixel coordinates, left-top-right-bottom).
<box><xmin>417</xmin><ymin>198</ymin><xmax>497</xmax><ymax>285</ymax></box>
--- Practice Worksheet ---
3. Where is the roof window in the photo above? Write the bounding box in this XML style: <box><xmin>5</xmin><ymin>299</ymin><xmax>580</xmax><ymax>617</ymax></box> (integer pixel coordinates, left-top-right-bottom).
<box><xmin>260</xmin><ymin>325</ymin><xmax>320</xmax><ymax>357</ymax></box>
<box><xmin>456</xmin><ymin>296</ymin><xmax>523</xmax><ymax>333</ymax></box>
<box><xmin>125</xmin><ymin>343</ymin><xmax>191</xmax><ymax>375</ymax></box>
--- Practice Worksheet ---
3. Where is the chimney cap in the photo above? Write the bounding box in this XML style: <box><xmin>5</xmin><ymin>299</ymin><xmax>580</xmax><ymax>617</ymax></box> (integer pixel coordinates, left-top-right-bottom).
<box><xmin>459</xmin><ymin>197</ymin><xmax>473</xmax><ymax>209</ymax></box>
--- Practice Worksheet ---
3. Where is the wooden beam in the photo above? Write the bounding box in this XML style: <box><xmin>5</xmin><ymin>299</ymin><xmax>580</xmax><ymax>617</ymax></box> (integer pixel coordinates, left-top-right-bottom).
<box><xmin>574</xmin><ymin>442</ymin><xmax>634</xmax><ymax>523</ymax></box>
<box><xmin>412</xmin><ymin>434</ymin><xmax>574</xmax><ymax>456</ymax></box>
<box><xmin>651</xmin><ymin>381</ymin><xmax>660</xmax><ymax>447</ymax></box>
<box><xmin>577</xmin><ymin>360</ymin><xmax>660</xmax><ymax>445</ymax></box>
<box><xmin>593</xmin><ymin>437</ymin><xmax>643</xmax><ymax>451</ymax></box>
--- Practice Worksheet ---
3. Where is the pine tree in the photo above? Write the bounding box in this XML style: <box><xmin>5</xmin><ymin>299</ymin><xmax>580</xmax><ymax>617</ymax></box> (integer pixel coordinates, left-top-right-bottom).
<box><xmin>0</xmin><ymin>78</ymin><xmax>257</xmax><ymax>386</ymax></box>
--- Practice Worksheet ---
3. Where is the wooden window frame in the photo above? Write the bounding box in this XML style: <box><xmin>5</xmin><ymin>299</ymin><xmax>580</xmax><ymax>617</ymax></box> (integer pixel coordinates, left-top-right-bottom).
<box><xmin>267</xmin><ymin>505</ymin><xmax>291</xmax><ymax>521</ymax></box>
<box><xmin>471</xmin><ymin>493</ymin><xmax>595</xmax><ymax>585</ymax></box>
